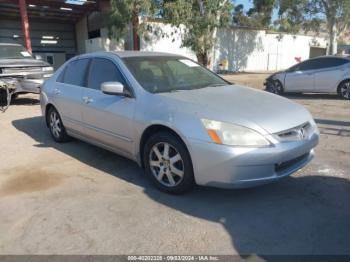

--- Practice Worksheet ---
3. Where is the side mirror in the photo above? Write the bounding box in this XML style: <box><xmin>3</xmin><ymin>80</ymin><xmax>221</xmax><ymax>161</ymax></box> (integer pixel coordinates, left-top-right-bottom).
<box><xmin>101</xmin><ymin>82</ymin><xmax>132</xmax><ymax>97</ymax></box>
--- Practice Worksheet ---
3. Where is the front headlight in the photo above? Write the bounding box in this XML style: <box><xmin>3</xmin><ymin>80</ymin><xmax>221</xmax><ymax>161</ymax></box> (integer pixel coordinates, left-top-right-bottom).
<box><xmin>201</xmin><ymin>119</ymin><xmax>271</xmax><ymax>147</ymax></box>
<box><xmin>42</xmin><ymin>66</ymin><xmax>53</xmax><ymax>72</ymax></box>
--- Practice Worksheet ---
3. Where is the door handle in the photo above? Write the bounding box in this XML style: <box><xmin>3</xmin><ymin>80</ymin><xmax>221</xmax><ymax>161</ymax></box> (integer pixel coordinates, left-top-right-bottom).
<box><xmin>82</xmin><ymin>96</ymin><xmax>93</xmax><ymax>104</ymax></box>
<box><xmin>53</xmin><ymin>88</ymin><xmax>60</xmax><ymax>95</ymax></box>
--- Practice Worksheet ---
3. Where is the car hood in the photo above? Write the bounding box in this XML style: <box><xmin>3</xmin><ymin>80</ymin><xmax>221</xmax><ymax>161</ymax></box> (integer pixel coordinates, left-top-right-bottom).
<box><xmin>0</xmin><ymin>58</ymin><xmax>49</xmax><ymax>68</ymax></box>
<box><xmin>159</xmin><ymin>85</ymin><xmax>313</xmax><ymax>134</ymax></box>
<box><xmin>267</xmin><ymin>70</ymin><xmax>285</xmax><ymax>79</ymax></box>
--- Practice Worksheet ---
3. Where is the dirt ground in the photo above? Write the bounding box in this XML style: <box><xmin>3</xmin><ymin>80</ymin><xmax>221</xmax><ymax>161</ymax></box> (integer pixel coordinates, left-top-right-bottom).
<box><xmin>0</xmin><ymin>73</ymin><xmax>349</xmax><ymax>255</ymax></box>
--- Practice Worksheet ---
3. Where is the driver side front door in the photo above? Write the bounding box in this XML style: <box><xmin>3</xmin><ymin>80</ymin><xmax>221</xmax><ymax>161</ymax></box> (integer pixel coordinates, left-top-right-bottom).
<box><xmin>284</xmin><ymin>60</ymin><xmax>316</xmax><ymax>92</ymax></box>
<box><xmin>80</xmin><ymin>57</ymin><xmax>136</xmax><ymax>158</ymax></box>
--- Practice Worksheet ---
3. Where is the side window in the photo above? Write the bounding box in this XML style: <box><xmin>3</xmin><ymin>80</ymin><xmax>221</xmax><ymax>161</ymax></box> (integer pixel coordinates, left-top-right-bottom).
<box><xmin>322</xmin><ymin>58</ymin><xmax>348</xmax><ymax>68</ymax></box>
<box><xmin>63</xmin><ymin>59</ymin><xmax>90</xmax><ymax>87</ymax></box>
<box><xmin>292</xmin><ymin>61</ymin><xmax>310</xmax><ymax>71</ymax></box>
<box><xmin>87</xmin><ymin>58</ymin><xmax>125</xmax><ymax>90</ymax></box>
<box><xmin>296</xmin><ymin>59</ymin><xmax>322</xmax><ymax>71</ymax></box>
<box><xmin>56</xmin><ymin>68</ymin><xmax>65</xmax><ymax>83</ymax></box>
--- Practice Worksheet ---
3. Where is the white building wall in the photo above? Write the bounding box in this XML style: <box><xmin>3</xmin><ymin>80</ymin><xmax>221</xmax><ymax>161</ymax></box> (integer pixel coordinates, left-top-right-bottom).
<box><xmin>213</xmin><ymin>28</ymin><xmax>328</xmax><ymax>72</ymax></box>
<box><xmin>76</xmin><ymin>19</ymin><xmax>327</xmax><ymax>72</ymax></box>
<box><xmin>139</xmin><ymin>22</ymin><xmax>197</xmax><ymax>61</ymax></box>
<box><xmin>75</xmin><ymin>17</ymin><xmax>88</xmax><ymax>54</ymax></box>
<box><xmin>85</xmin><ymin>28</ymin><xmax>125</xmax><ymax>53</ymax></box>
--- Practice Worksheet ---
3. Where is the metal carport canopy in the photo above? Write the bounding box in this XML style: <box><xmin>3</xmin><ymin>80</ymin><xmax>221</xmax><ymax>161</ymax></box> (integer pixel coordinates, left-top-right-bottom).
<box><xmin>0</xmin><ymin>0</ymin><xmax>98</xmax><ymax>53</ymax></box>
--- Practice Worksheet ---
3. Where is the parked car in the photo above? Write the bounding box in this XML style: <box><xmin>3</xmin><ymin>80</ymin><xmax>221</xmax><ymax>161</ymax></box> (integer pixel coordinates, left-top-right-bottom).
<box><xmin>0</xmin><ymin>43</ymin><xmax>53</xmax><ymax>97</ymax></box>
<box><xmin>265</xmin><ymin>56</ymin><xmax>350</xmax><ymax>99</ymax></box>
<box><xmin>41</xmin><ymin>51</ymin><xmax>319</xmax><ymax>194</ymax></box>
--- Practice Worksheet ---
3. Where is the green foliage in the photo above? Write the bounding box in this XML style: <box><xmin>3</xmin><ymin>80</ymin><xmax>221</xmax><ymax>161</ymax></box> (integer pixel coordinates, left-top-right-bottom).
<box><xmin>163</xmin><ymin>0</ymin><xmax>233</xmax><ymax>66</ymax></box>
<box><xmin>108</xmin><ymin>0</ymin><xmax>161</xmax><ymax>41</ymax></box>
<box><xmin>232</xmin><ymin>0</ymin><xmax>276</xmax><ymax>29</ymax></box>
<box><xmin>274</xmin><ymin>0</ymin><xmax>308</xmax><ymax>34</ymax></box>
<box><xmin>275</xmin><ymin>0</ymin><xmax>350</xmax><ymax>54</ymax></box>
<box><xmin>247</xmin><ymin>0</ymin><xmax>275</xmax><ymax>27</ymax></box>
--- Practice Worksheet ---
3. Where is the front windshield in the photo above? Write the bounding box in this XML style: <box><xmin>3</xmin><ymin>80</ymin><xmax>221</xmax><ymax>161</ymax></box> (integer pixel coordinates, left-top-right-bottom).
<box><xmin>0</xmin><ymin>45</ymin><xmax>33</xmax><ymax>59</ymax></box>
<box><xmin>123</xmin><ymin>56</ymin><xmax>228</xmax><ymax>93</ymax></box>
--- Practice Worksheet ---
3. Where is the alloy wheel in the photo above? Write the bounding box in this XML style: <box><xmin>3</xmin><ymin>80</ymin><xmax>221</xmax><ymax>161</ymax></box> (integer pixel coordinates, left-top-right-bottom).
<box><xmin>50</xmin><ymin>111</ymin><xmax>62</xmax><ymax>139</ymax></box>
<box><xmin>149</xmin><ymin>142</ymin><xmax>185</xmax><ymax>187</ymax></box>
<box><xmin>270</xmin><ymin>81</ymin><xmax>283</xmax><ymax>94</ymax></box>
<box><xmin>340</xmin><ymin>82</ymin><xmax>350</xmax><ymax>99</ymax></box>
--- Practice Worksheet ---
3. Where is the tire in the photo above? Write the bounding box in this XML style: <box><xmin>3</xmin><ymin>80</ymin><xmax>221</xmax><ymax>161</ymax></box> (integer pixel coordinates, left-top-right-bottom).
<box><xmin>47</xmin><ymin>107</ymin><xmax>69</xmax><ymax>143</ymax></box>
<box><xmin>143</xmin><ymin>132</ymin><xmax>195</xmax><ymax>194</ymax></box>
<box><xmin>11</xmin><ymin>93</ymin><xmax>18</xmax><ymax>100</ymax></box>
<box><xmin>266</xmin><ymin>80</ymin><xmax>284</xmax><ymax>95</ymax></box>
<box><xmin>338</xmin><ymin>80</ymin><xmax>350</xmax><ymax>100</ymax></box>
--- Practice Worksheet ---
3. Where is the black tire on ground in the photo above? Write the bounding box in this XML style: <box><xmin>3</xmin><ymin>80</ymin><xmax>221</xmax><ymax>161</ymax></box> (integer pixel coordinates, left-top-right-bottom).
<box><xmin>143</xmin><ymin>132</ymin><xmax>195</xmax><ymax>194</ymax></box>
<box><xmin>266</xmin><ymin>80</ymin><xmax>284</xmax><ymax>95</ymax></box>
<box><xmin>47</xmin><ymin>107</ymin><xmax>69</xmax><ymax>143</ymax></box>
<box><xmin>338</xmin><ymin>80</ymin><xmax>350</xmax><ymax>100</ymax></box>
<box><xmin>11</xmin><ymin>93</ymin><xmax>18</xmax><ymax>100</ymax></box>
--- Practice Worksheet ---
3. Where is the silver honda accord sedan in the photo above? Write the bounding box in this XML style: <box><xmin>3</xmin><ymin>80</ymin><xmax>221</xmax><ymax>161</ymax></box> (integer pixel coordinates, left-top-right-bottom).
<box><xmin>41</xmin><ymin>51</ymin><xmax>319</xmax><ymax>194</ymax></box>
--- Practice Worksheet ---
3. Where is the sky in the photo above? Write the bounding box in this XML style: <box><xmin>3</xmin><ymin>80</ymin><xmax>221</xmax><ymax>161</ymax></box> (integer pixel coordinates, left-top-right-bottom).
<box><xmin>234</xmin><ymin>0</ymin><xmax>253</xmax><ymax>10</ymax></box>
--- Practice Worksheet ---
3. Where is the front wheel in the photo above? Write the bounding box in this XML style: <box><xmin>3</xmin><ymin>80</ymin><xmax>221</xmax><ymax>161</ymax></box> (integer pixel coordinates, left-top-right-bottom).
<box><xmin>143</xmin><ymin>132</ymin><xmax>195</xmax><ymax>194</ymax></box>
<box><xmin>338</xmin><ymin>80</ymin><xmax>350</xmax><ymax>100</ymax></box>
<box><xmin>266</xmin><ymin>80</ymin><xmax>284</xmax><ymax>95</ymax></box>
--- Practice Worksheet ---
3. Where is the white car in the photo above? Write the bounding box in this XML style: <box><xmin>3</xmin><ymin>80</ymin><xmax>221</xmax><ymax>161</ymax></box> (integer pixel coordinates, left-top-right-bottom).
<box><xmin>265</xmin><ymin>56</ymin><xmax>350</xmax><ymax>99</ymax></box>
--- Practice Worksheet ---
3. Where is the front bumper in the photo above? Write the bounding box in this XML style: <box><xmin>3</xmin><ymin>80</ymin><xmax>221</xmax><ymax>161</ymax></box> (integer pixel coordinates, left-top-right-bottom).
<box><xmin>14</xmin><ymin>78</ymin><xmax>48</xmax><ymax>94</ymax></box>
<box><xmin>188</xmin><ymin>132</ymin><xmax>319</xmax><ymax>189</ymax></box>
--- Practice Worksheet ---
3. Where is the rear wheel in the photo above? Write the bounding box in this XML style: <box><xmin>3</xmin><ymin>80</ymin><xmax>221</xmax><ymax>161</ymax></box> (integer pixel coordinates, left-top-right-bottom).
<box><xmin>143</xmin><ymin>132</ymin><xmax>195</xmax><ymax>194</ymax></box>
<box><xmin>338</xmin><ymin>80</ymin><xmax>350</xmax><ymax>100</ymax></box>
<box><xmin>266</xmin><ymin>80</ymin><xmax>284</xmax><ymax>95</ymax></box>
<box><xmin>47</xmin><ymin>107</ymin><xmax>69</xmax><ymax>143</ymax></box>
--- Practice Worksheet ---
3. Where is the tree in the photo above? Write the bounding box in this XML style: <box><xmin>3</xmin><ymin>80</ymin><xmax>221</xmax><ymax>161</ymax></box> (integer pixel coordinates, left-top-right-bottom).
<box><xmin>309</xmin><ymin>0</ymin><xmax>350</xmax><ymax>54</ymax></box>
<box><xmin>108</xmin><ymin>0</ymin><xmax>161</xmax><ymax>50</ymax></box>
<box><xmin>276</xmin><ymin>0</ymin><xmax>350</xmax><ymax>54</ymax></box>
<box><xmin>247</xmin><ymin>0</ymin><xmax>275</xmax><ymax>28</ymax></box>
<box><xmin>275</xmin><ymin>0</ymin><xmax>308</xmax><ymax>34</ymax></box>
<box><xmin>163</xmin><ymin>0</ymin><xmax>232</xmax><ymax>67</ymax></box>
<box><xmin>232</xmin><ymin>4</ymin><xmax>262</xmax><ymax>28</ymax></box>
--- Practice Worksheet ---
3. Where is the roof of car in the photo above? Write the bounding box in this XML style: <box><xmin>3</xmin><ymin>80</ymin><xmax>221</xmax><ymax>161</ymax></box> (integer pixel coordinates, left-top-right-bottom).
<box><xmin>76</xmin><ymin>51</ymin><xmax>185</xmax><ymax>60</ymax></box>
<box><xmin>310</xmin><ymin>55</ymin><xmax>350</xmax><ymax>60</ymax></box>
<box><xmin>113</xmin><ymin>51</ymin><xmax>184</xmax><ymax>58</ymax></box>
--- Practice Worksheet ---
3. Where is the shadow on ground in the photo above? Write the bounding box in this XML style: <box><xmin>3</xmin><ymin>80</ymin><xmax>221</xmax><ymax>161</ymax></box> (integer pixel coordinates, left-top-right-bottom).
<box><xmin>0</xmin><ymin>94</ymin><xmax>39</xmax><ymax>107</ymax></box>
<box><xmin>11</xmin><ymin>96</ymin><xmax>40</xmax><ymax>106</ymax></box>
<box><xmin>284</xmin><ymin>93</ymin><xmax>342</xmax><ymax>100</ymax></box>
<box><xmin>12</xmin><ymin>116</ymin><xmax>350</xmax><ymax>256</ymax></box>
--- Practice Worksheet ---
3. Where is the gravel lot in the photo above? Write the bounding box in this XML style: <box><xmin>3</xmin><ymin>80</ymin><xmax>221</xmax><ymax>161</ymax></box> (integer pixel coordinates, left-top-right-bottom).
<box><xmin>0</xmin><ymin>73</ymin><xmax>349</xmax><ymax>255</ymax></box>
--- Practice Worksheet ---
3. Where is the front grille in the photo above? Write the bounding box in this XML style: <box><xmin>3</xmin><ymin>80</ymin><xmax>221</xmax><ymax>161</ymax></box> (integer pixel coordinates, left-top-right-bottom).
<box><xmin>275</xmin><ymin>122</ymin><xmax>312</xmax><ymax>141</ymax></box>
<box><xmin>275</xmin><ymin>153</ymin><xmax>309</xmax><ymax>173</ymax></box>
<box><xmin>2</xmin><ymin>67</ymin><xmax>43</xmax><ymax>74</ymax></box>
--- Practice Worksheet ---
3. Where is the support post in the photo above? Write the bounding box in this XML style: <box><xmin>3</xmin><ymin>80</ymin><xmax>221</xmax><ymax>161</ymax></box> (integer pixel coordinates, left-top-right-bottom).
<box><xmin>19</xmin><ymin>0</ymin><xmax>32</xmax><ymax>53</ymax></box>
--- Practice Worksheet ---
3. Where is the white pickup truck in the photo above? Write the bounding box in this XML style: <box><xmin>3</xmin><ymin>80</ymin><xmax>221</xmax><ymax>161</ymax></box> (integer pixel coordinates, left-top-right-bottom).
<box><xmin>0</xmin><ymin>43</ymin><xmax>54</xmax><ymax>95</ymax></box>
<box><xmin>0</xmin><ymin>43</ymin><xmax>54</xmax><ymax>111</ymax></box>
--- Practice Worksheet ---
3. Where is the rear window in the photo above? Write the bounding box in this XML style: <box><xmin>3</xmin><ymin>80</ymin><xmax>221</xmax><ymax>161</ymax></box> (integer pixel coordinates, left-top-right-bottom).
<box><xmin>321</xmin><ymin>57</ymin><xmax>348</xmax><ymax>68</ymax></box>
